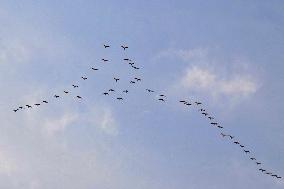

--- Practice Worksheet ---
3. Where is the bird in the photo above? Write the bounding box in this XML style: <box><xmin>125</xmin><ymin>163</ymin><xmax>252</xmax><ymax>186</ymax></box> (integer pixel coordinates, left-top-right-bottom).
<box><xmin>202</xmin><ymin>112</ymin><xmax>208</xmax><ymax>116</ymax></box>
<box><xmin>179</xmin><ymin>100</ymin><xmax>186</xmax><ymax>103</ymax></box>
<box><xmin>146</xmin><ymin>89</ymin><xmax>154</xmax><ymax>92</ymax></box>
<box><xmin>134</xmin><ymin>77</ymin><xmax>141</xmax><ymax>81</ymax></box>
<box><xmin>129</xmin><ymin>62</ymin><xmax>135</xmax><ymax>66</ymax></box>
<box><xmin>114</xmin><ymin>78</ymin><xmax>120</xmax><ymax>82</ymax></box>
<box><xmin>234</xmin><ymin>141</ymin><xmax>240</xmax><ymax>145</ymax></box>
<box><xmin>72</xmin><ymin>85</ymin><xmax>79</xmax><ymax>88</ymax></box>
<box><xmin>256</xmin><ymin>162</ymin><xmax>261</xmax><ymax>165</ymax></box>
<box><xmin>271</xmin><ymin>174</ymin><xmax>277</xmax><ymax>177</ymax></box>
<box><xmin>117</xmin><ymin>97</ymin><xmax>123</xmax><ymax>100</ymax></box>
<box><xmin>240</xmin><ymin>145</ymin><xmax>245</xmax><ymax>148</ymax></box>
<box><xmin>64</xmin><ymin>91</ymin><xmax>69</xmax><ymax>94</ymax></box>
<box><xmin>123</xmin><ymin>58</ymin><xmax>131</xmax><ymax>61</ymax></box>
<box><xmin>211</xmin><ymin>122</ymin><xmax>218</xmax><ymax>126</ymax></box>
<box><xmin>195</xmin><ymin>102</ymin><xmax>202</xmax><ymax>105</ymax></box>
<box><xmin>276</xmin><ymin>176</ymin><xmax>282</xmax><ymax>179</ymax></box>
<box><xmin>102</xmin><ymin>58</ymin><xmax>109</xmax><ymax>62</ymax></box>
<box><xmin>228</xmin><ymin>135</ymin><xmax>234</xmax><ymax>139</ymax></box>
<box><xmin>76</xmin><ymin>96</ymin><xmax>82</xmax><ymax>99</ymax></box>
<box><xmin>159</xmin><ymin>94</ymin><xmax>166</xmax><ymax>97</ymax></box>
<box><xmin>26</xmin><ymin>105</ymin><xmax>32</xmax><ymax>108</ymax></box>
<box><xmin>266</xmin><ymin>172</ymin><xmax>272</xmax><ymax>175</ymax></box>
<box><xmin>13</xmin><ymin>109</ymin><xmax>18</xmax><ymax>112</ymax></box>
<box><xmin>185</xmin><ymin>102</ymin><xmax>192</xmax><ymax>106</ymax></box>
<box><xmin>123</xmin><ymin>90</ymin><xmax>129</xmax><ymax>93</ymax></box>
<box><xmin>130</xmin><ymin>81</ymin><xmax>136</xmax><ymax>84</ymax></box>
<box><xmin>121</xmin><ymin>45</ymin><xmax>128</xmax><ymax>50</ymax></box>
<box><xmin>208</xmin><ymin>116</ymin><xmax>214</xmax><ymax>120</ymax></box>
<box><xmin>221</xmin><ymin>133</ymin><xmax>227</xmax><ymax>137</ymax></box>
<box><xmin>103</xmin><ymin>92</ymin><xmax>109</xmax><ymax>95</ymax></box>
<box><xmin>259</xmin><ymin>169</ymin><xmax>266</xmax><ymax>172</ymax></box>
<box><xmin>54</xmin><ymin>95</ymin><xmax>60</xmax><ymax>98</ymax></box>
<box><xmin>34</xmin><ymin>103</ymin><xmax>40</xmax><ymax>106</ymax></box>
<box><xmin>132</xmin><ymin>66</ymin><xmax>140</xmax><ymax>69</ymax></box>
<box><xmin>43</xmin><ymin>100</ymin><xmax>48</xmax><ymax>104</ymax></box>
<box><xmin>109</xmin><ymin>89</ymin><xmax>115</xmax><ymax>92</ymax></box>
<box><xmin>19</xmin><ymin>106</ymin><xmax>23</xmax><ymax>109</ymax></box>
<box><xmin>244</xmin><ymin>150</ymin><xmax>250</xmax><ymax>154</ymax></box>
<box><xmin>199</xmin><ymin>109</ymin><xmax>206</xmax><ymax>112</ymax></box>
<box><xmin>250</xmin><ymin>158</ymin><xmax>256</xmax><ymax>161</ymax></box>
<box><xmin>217</xmin><ymin>125</ymin><xmax>223</xmax><ymax>129</ymax></box>
<box><xmin>158</xmin><ymin>98</ymin><xmax>165</xmax><ymax>102</ymax></box>
<box><xmin>91</xmin><ymin>67</ymin><xmax>99</xmax><ymax>71</ymax></box>
<box><xmin>104</xmin><ymin>44</ymin><xmax>110</xmax><ymax>48</ymax></box>
<box><xmin>81</xmin><ymin>77</ymin><xmax>87</xmax><ymax>80</ymax></box>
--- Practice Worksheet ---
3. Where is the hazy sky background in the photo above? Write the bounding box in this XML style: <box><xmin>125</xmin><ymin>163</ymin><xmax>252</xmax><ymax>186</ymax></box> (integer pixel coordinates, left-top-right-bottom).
<box><xmin>0</xmin><ymin>1</ymin><xmax>284</xmax><ymax>189</ymax></box>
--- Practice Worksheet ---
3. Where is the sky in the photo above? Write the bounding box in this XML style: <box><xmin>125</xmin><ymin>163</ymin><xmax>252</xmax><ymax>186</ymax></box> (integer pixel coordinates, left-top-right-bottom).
<box><xmin>0</xmin><ymin>1</ymin><xmax>284</xmax><ymax>188</ymax></box>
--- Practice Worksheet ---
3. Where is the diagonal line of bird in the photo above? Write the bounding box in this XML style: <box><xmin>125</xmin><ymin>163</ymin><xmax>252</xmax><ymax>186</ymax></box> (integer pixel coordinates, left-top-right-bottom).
<box><xmin>11</xmin><ymin>44</ymin><xmax>283</xmax><ymax>181</ymax></box>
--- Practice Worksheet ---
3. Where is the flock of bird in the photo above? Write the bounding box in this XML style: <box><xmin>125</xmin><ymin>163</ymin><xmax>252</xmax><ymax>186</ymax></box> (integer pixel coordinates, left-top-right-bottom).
<box><xmin>12</xmin><ymin>44</ymin><xmax>282</xmax><ymax>181</ymax></box>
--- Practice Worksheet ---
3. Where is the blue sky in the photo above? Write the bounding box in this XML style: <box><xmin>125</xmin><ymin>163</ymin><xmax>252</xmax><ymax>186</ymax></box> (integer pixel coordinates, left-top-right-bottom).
<box><xmin>0</xmin><ymin>1</ymin><xmax>284</xmax><ymax>188</ymax></box>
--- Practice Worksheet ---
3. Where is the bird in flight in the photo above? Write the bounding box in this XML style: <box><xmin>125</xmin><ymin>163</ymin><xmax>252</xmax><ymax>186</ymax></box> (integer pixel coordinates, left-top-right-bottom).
<box><xmin>185</xmin><ymin>102</ymin><xmax>192</xmax><ymax>106</ymax></box>
<box><xmin>54</xmin><ymin>95</ymin><xmax>60</xmax><ymax>98</ymax></box>
<box><xmin>228</xmin><ymin>135</ymin><xmax>234</xmax><ymax>139</ymax></box>
<box><xmin>104</xmin><ymin>44</ymin><xmax>110</xmax><ymax>48</ymax></box>
<box><xmin>123</xmin><ymin>58</ymin><xmax>131</xmax><ymax>61</ymax></box>
<box><xmin>211</xmin><ymin>122</ymin><xmax>218</xmax><ymax>126</ymax></box>
<box><xmin>34</xmin><ymin>103</ymin><xmax>40</xmax><ymax>106</ymax></box>
<box><xmin>234</xmin><ymin>141</ymin><xmax>240</xmax><ymax>145</ymax></box>
<box><xmin>208</xmin><ymin>116</ymin><xmax>214</xmax><ymax>120</ymax></box>
<box><xmin>158</xmin><ymin>98</ymin><xmax>165</xmax><ymax>102</ymax></box>
<box><xmin>134</xmin><ymin>77</ymin><xmax>141</xmax><ymax>82</ymax></box>
<box><xmin>91</xmin><ymin>67</ymin><xmax>99</xmax><ymax>71</ymax></box>
<box><xmin>103</xmin><ymin>92</ymin><xmax>109</xmax><ymax>95</ymax></box>
<box><xmin>217</xmin><ymin>125</ymin><xmax>223</xmax><ymax>129</ymax></box>
<box><xmin>256</xmin><ymin>162</ymin><xmax>261</xmax><ymax>165</ymax></box>
<box><xmin>42</xmin><ymin>100</ymin><xmax>48</xmax><ymax>104</ymax></box>
<box><xmin>202</xmin><ymin>112</ymin><xmax>208</xmax><ymax>116</ymax></box>
<box><xmin>76</xmin><ymin>96</ymin><xmax>82</xmax><ymax>99</ymax></box>
<box><xmin>195</xmin><ymin>102</ymin><xmax>202</xmax><ymax>105</ymax></box>
<box><xmin>117</xmin><ymin>97</ymin><xmax>123</xmax><ymax>100</ymax></box>
<box><xmin>250</xmin><ymin>157</ymin><xmax>256</xmax><ymax>161</ymax></box>
<box><xmin>102</xmin><ymin>58</ymin><xmax>109</xmax><ymax>62</ymax></box>
<box><xmin>276</xmin><ymin>176</ymin><xmax>282</xmax><ymax>179</ymax></box>
<box><xmin>64</xmin><ymin>91</ymin><xmax>69</xmax><ymax>94</ymax></box>
<box><xmin>121</xmin><ymin>45</ymin><xmax>128</xmax><ymax>50</ymax></box>
<box><xmin>244</xmin><ymin>150</ymin><xmax>250</xmax><ymax>154</ymax></box>
<box><xmin>240</xmin><ymin>145</ymin><xmax>245</xmax><ymax>148</ymax></box>
<box><xmin>109</xmin><ymin>89</ymin><xmax>115</xmax><ymax>92</ymax></box>
<box><xmin>81</xmin><ymin>77</ymin><xmax>87</xmax><ymax>80</ymax></box>
<box><xmin>146</xmin><ymin>89</ymin><xmax>154</xmax><ymax>92</ymax></box>
<box><xmin>130</xmin><ymin>81</ymin><xmax>136</xmax><ymax>84</ymax></box>
<box><xmin>13</xmin><ymin>109</ymin><xmax>19</xmax><ymax>112</ymax></box>
<box><xmin>221</xmin><ymin>133</ymin><xmax>227</xmax><ymax>137</ymax></box>
<box><xmin>123</xmin><ymin>90</ymin><xmax>129</xmax><ymax>93</ymax></box>
<box><xmin>72</xmin><ymin>85</ymin><xmax>79</xmax><ymax>88</ymax></box>
<box><xmin>259</xmin><ymin>169</ymin><xmax>266</xmax><ymax>172</ymax></box>
<box><xmin>19</xmin><ymin>106</ymin><xmax>23</xmax><ymax>109</ymax></box>
<box><xmin>199</xmin><ymin>109</ymin><xmax>206</xmax><ymax>112</ymax></box>
<box><xmin>26</xmin><ymin>105</ymin><xmax>32</xmax><ymax>108</ymax></box>
<box><xmin>114</xmin><ymin>78</ymin><xmax>120</xmax><ymax>82</ymax></box>
<box><xmin>132</xmin><ymin>66</ymin><xmax>140</xmax><ymax>70</ymax></box>
<box><xmin>129</xmin><ymin>62</ymin><xmax>135</xmax><ymax>66</ymax></box>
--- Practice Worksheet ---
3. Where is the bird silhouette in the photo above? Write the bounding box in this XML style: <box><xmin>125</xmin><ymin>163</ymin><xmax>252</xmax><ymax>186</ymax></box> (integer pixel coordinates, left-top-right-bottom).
<box><xmin>91</xmin><ymin>67</ymin><xmax>99</xmax><ymax>71</ymax></box>
<box><xmin>19</xmin><ymin>106</ymin><xmax>23</xmax><ymax>109</ymax></box>
<box><xmin>76</xmin><ymin>96</ymin><xmax>82</xmax><ymax>99</ymax></box>
<box><xmin>228</xmin><ymin>135</ymin><xmax>234</xmax><ymax>139</ymax></box>
<box><xmin>211</xmin><ymin>122</ymin><xmax>218</xmax><ymax>126</ymax></box>
<box><xmin>129</xmin><ymin>62</ymin><xmax>135</xmax><ymax>66</ymax></box>
<box><xmin>234</xmin><ymin>141</ymin><xmax>240</xmax><ymax>145</ymax></box>
<box><xmin>134</xmin><ymin>77</ymin><xmax>141</xmax><ymax>81</ymax></box>
<box><xmin>103</xmin><ymin>92</ymin><xmax>109</xmax><ymax>95</ymax></box>
<box><xmin>276</xmin><ymin>176</ymin><xmax>282</xmax><ymax>179</ymax></box>
<box><xmin>217</xmin><ymin>125</ymin><xmax>223</xmax><ymax>129</ymax></box>
<box><xmin>117</xmin><ymin>97</ymin><xmax>123</xmax><ymax>100</ymax></box>
<box><xmin>244</xmin><ymin>150</ymin><xmax>250</xmax><ymax>154</ymax></box>
<box><xmin>250</xmin><ymin>158</ymin><xmax>256</xmax><ymax>161</ymax></box>
<box><xmin>123</xmin><ymin>90</ymin><xmax>129</xmax><ymax>93</ymax></box>
<box><xmin>121</xmin><ymin>45</ymin><xmax>128</xmax><ymax>50</ymax></box>
<box><xmin>114</xmin><ymin>78</ymin><xmax>120</xmax><ymax>82</ymax></box>
<box><xmin>43</xmin><ymin>100</ymin><xmax>48</xmax><ymax>103</ymax></box>
<box><xmin>256</xmin><ymin>162</ymin><xmax>261</xmax><ymax>165</ymax></box>
<box><xmin>64</xmin><ymin>91</ymin><xmax>69</xmax><ymax>94</ymax></box>
<box><xmin>158</xmin><ymin>98</ymin><xmax>165</xmax><ymax>102</ymax></box>
<box><xmin>109</xmin><ymin>89</ymin><xmax>115</xmax><ymax>92</ymax></box>
<box><xmin>179</xmin><ymin>100</ymin><xmax>186</xmax><ymax>103</ymax></box>
<box><xmin>185</xmin><ymin>102</ymin><xmax>192</xmax><ymax>106</ymax></box>
<box><xmin>240</xmin><ymin>145</ymin><xmax>245</xmax><ymax>148</ymax></box>
<box><xmin>104</xmin><ymin>44</ymin><xmax>110</xmax><ymax>48</ymax></box>
<box><xmin>102</xmin><ymin>58</ymin><xmax>109</xmax><ymax>62</ymax></box>
<box><xmin>81</xmin><ymin>77</ymin><xmax>87</xmax><ymax>80</ymax></box>
<box><xmin>72</xmin><ymin>85</ymin><xmax>79</xmax><ymax>88</ymax></box>
<box><xmin>132</xmin><ymin>66</ymin><xmax>140</xmax><ymax>69</ymax></box>
<box><xmin>221</xmin><ymin>133</ymin><xmax>227</xmax><ymax>137</ymax></box>
<box><xmin>146</xmin><ymin>89</ymin><xmax>154</xmax><ymax>92</ymax></box>
<box><xmin>13</xmin><ymin>109</ymin><xmax>18</xmax><ymax>112</ymax></box>
<box><xmin>195</xmin><ymin>102</ymin><xmax>202</xmax><ymax>105</ymax></box>
<box><xmin>202</xmin><ymin>112</ymin><xmax>208</xmax><ymax>116</ymax></box>
<box><xmin>123</xmin><ymin>58</ymin><xmax>131</xmax><ymax>61</ymax></box>
<box><xmin>54</xmin><ymin>95</ymin><xmax>60</xmax><ymax>98</ymax></box>
<box><xmin>208</xmin><ymin>116</ymin><xmax>214</xmax><ymax>120</ymax></box>
<box><xmin>199</xmin><ymin>109</ymin><xmax>206</xmax><ymax>112</ymax></box>
<box><xmin>26</xmin><ymin>105</ymin><xmax>32</xmax><ymax>108</ymax></box>
<box><xmin>130</xmin><ymin>81</ymin><xmax>136</xmax><ymax>84</ymax></box>
<box><xmin>34</xmin><ymin>103</ymin><xmax>40</xmax><ymax>106</ymax></box>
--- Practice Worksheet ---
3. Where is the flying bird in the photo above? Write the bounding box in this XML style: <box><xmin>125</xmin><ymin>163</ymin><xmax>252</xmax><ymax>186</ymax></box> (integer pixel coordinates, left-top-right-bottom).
<box><xmin>64</xmin><ymin>91</ymin><xmax>69</xmax><ymax>94</ymax></box>
<box><xmin>221</xmin><ymin>133</ymin><xmax>227</xmax><ymax>137</ymax></box>
<box><xmin>195</xmin><ymin>102</ymin><xmax>202</xmax><ymax>105</ymax></box>
<box><xmin>102</xmin><ymin>58</ymin><xmax>109</xmax><ymax>62</ymax></box>
<box><xmin>158</xmin><ymin>98</ymin><xmax>165</xmax><ymax>102</ymax></box>
<box><xmin>34</xmin><ymin>103</ymin><xmax>40</xmax><ymax>106</ymax></box>
<box><xmin>117</xmin><ymin>97</ymin><xmax>123</xmax><ymax>100</ymax></box>
<box><xmin>43</xmin><ymin>101</ymin><xmax>48</xmax><ymax>103</ymax></box>
<box><xmin>217</xmin><ymin>125</ymin><xmax>223</xmax><ymax>129</ymax></box>
<box><xmin>185</xmin><ymin>102</ymin><xmax>192</xmax><ymax>106</ymax></box>
<box><xmin>72</xmin><ymin>85</ymin><xmax>79</xmax><ymax>88</ymax></box>
<box><xmin>114</xmin><ymin>78</ymin><xmax>120</xmax><ymax>82</ymax></box>
<box><xmin>81</xmin><ymin>77</ymin><xmax>87</xmax><ymax>80</ymax></box>
<box><xmin>123</xmin><ymin>58</ymin><xmax>131</xmax><ymax>61</ymax></box>
<box><xmin>104</xmin><ymin>44</ymin><xmax>110</xmax><ymax>48</ymax></box>
<box><xmin>132</xmin><ymin>66</ymin><xmax>140</xmax><ymax>69</ymax></box>
<box><xmin>13</xmin><ymin>109</ymin><xmax>19</xmax><ymax>112</ymax></box>
<box><xmin>256</xmin><ymin>162</ymin><xmax>261</xmax><ymax>165</ymax></box>
<box><xmin>199</xmin><ymin>109</ymin><xmax>206</xmax><ymax>112</ymax></box>
<box><xmin>202</xmin><ymin>112</ymin><xmax>208</xmax><ymax>116</ymax></box>
<box><xmin>91</xmin><ymin>67</ymin><xmax>99</xmax><ymax>71</ymax></box>
<box><xmin>109</xmin><ymin>89</ymin><xmax>115</xmax><ymax>92</ymax></box>
<box><xmin>130</xmin><ymin>81</ymin><xmax>136</xmax><ymax>84</ymax></box>
<box><xmin>244</xmin><ymin>150</ymin><xmax>250</xmax><ymax>154</ymax></box>
<box><xmin>259</xmin><ymin>169</ymin><xmax>266</xmax><ymax>172</ymax></box>
<box><xmin>234</xmin><ymin>141</ymin><xmax>240</xmax><ymax>145</ymax></box>
<box><xmin>26</xmin><ymin>105</ymin><xmax>32</xmax><ymax>108</ymax></box>
<box><xmin>134</xmin><ymin>77</ymin><xmax>141</xmax><ymax>81</ymax></box>
<box><xmin>121</xmin><ymin>45</ymin><xmax>128</xmax><ymax>50</ymax></box>
<box><xmin>103</xmin><ymin>92</ymin><xmax>109</xmax><ymax>95</ymax></box>
<box><xmin>19</xmin><ymin>106</ymin><xmax>23</xmax><ymax>109</ymax></box>
<box><xmin>240</xmin><ymin>145</ymin><xmax>245</xmax><ymax>148</ymax></box>
<box><xmin>250</xmin><ymin>158</ymin><xmax>256</xmax><ymax>161</ymax></box>
<box><xmin>123</xmin><ymin>90</ymin><xmax>129</xmax><ymax>93</ymax></box>
<box><xmin>208</xmin><ymin>116</ymin><xmax>214</xmax><ymax>120</ymax></box>
<box><xmin>228</xmin><ymin>135</ymin><xmax>234</xmax><ymax>139</ymax></box>
<box><xmin>179</xmin><ymin>100</ymin><xmax>186</xmax><ymax>103</ymax></box>
<box><xmin>276</xmin><ymin>176</ymin><xmax>282</xmax><ymax>179</ymax></box>
<box><xmin>76</xmin><ymin>96</ymin><xmax>82</xmax><ymax>99</ymax></box>
<box><xmin>211</xmin><ymin>122</ymin><xmax>218</xmax><ymax>126</ymax></box>
<box><xmin>54</xmin><ymin>95</ymin><xmax>60</xmax><ymax>98</ymax></box>
<box><xmin>146</xmin><ymin>89</ymin><xmax>154</xmax><ymax>92</ymax></box>
<box><xmin>129</xmin><ymin>62</ymin><xmax>135</xmax><ymax>65</ymax></box>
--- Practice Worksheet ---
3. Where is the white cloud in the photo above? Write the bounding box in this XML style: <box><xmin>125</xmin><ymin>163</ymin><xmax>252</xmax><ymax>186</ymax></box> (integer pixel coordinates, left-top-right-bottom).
<box><xmin>181</xmin><ymin>66</ymin><xmax>258</xmax><ymax>98</ymax></box>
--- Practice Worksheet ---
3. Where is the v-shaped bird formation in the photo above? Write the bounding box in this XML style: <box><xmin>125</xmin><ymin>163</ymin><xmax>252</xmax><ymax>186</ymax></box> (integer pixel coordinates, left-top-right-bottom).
<box><xmin>11</xmin><ymin>44</ymin><xmax>283</xmax><ymax>181</ymax></box>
